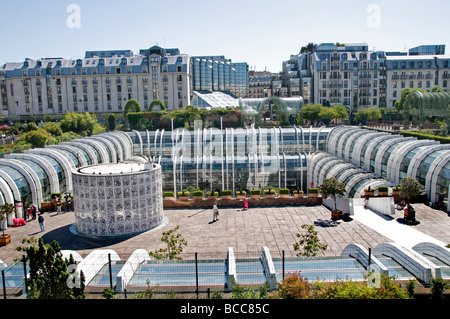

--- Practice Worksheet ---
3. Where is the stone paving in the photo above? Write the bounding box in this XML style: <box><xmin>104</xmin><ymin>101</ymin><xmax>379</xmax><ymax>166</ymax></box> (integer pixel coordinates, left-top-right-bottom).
<box><xmin>0</xmin><ymin>203</ymin><xmax>449</xmax><ymax>263</ymax></box>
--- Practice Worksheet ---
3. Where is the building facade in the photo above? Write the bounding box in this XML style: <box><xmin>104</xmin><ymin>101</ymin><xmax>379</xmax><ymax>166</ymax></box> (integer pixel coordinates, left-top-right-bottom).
<box><xmin>0</xmin><ymin>45</ymin><xmax>191</xmax><ymax>116</ymax></box>
<box><xmin>276</xmin><ymin>43</ymin><xmax>450</xmax><ymax>111</ymax></box>
<box><xmin>191</xmin><ymin>56</ymin><xmax>249</xmax><ymax>98</ymax></box>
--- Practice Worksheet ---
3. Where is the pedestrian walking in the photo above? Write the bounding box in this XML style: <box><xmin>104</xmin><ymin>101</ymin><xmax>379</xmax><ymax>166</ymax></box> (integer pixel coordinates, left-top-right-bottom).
<box><xmin>31</xmin><ymin>204</ymin><xmax>37</xmax><ymax>220</ymax></box>
<box><xmin>212</xmin><ymin>202</ymin><xmax>219</xmax><ymax>222</ymax></box>
<box><xmin>38</xmin><ymin>214</ymin><xmax>45</xmax><ymax>232</ymax></box>
<box><xmin>56</xmin><ymin>197</ymin><xmax>62</xmax><ymax>214</ymax></box>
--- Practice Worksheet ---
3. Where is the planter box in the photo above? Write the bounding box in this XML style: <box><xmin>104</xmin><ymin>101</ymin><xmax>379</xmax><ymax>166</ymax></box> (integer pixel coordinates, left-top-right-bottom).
<box><xmin>236</xmin><ymin>195</ymin><xmax>246</xmax><ymax>200</ymax></box>
<box><xmin>264</xmin><ymin>194</ymin><xmax>275</xmax><ymax>199</ymax></box>
<box><xmin>208</xmin><ymin>196</ymin><xmax>218</xmax><ymax>200</ymax></box>
<box><xmin>193</xmin><ymin>196</ymin><xmax>203</xmax><ymax>200</ymax></box>
<box><xmin>294</xmin><ymin>193</ymin><xmax>304</xmax><ymax>198</ymax></box>
<box><xmin>0</xmin><ymin>234</ymin><xmax>11</xmax><ymax>246</ymax></box>
<box><xmin>364</xmin><ymin>192</ymin><xmax>375</xmax><ymax>197</ymax></box>
<box><xmin>250</xmin><ymin>195</ymin><xmax>261</xmax><ymax>199</ymax></box>
<box><xmin>378</xmin><ymin>192</ymin><xmax>388</xmax><ymax>196</ymax></box>
<box><xmin>308</xmin><ymin>193</ymin><xmax>318</xmax><ymax>198</ymax></box>
<box><xmin>331</xmin><ymin>210</ymin><xmax>343</xmax><ymax>220</ymax></box>
<box><xmin>279</xmin><ymin>194</ymin><xmax>290</xmax><ymax>198</ymax></box>
<box><xmin>164</xmin><ymin>197</ymin><xmax>175</xmax><ymax>200</ymax></box>
<box><xmin>221</xmin><ymin>195</ymin><xmax>232</xmax><ymax>200</ymax></box>
<box><xmin>179</xmin><ymin>196</ymin><xmax>189</xmax><ymax>201</ymax></box>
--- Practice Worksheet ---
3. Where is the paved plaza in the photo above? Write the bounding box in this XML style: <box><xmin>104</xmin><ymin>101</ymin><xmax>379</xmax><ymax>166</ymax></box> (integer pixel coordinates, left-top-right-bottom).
<box><xmin>1</xmin><ymin>203</ymin><xmax>450</xmax><ymax>263</ymax></box>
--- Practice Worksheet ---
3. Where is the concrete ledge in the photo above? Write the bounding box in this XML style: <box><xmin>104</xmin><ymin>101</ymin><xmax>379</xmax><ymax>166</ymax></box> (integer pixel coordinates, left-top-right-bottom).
<box><xmin>373</xmin><ymin>242</ymin><xmax>437</xmax><ymax>284</ymax></box>
<box><xmin>341</xmin><ymin>243</ymin><xmax>388</xmax><ymax>274</ymax></box>
<box><xmin>77</xmin><ymin>249</ymin><xmax>121</xmax><ymax>285</ymax></box>
<box><xmin>412</xmin><ymin>242</ymin><xmax>450</xmax><ymax>267</ymax></box>
<box><xmin>227</xmin><ymin>247</ymin><xmax>237</xmax><ymax>289</ymax></box>
<box><xmin>116</xmin><ymin>249</ymin><xmax>151</xmax><ymax>292</ymax></box>
<box><xmin>260</xmin><ymin>246</ymin><xmax>277</xmax><ymax>289</ymax></box>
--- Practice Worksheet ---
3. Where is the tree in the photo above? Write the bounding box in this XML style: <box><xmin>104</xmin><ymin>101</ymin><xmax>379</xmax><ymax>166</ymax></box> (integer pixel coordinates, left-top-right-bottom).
<box><xmin>299</xmin><ymin>104</ymin><xmax>322</xmax><ymax>122</ymax></box>
<box><xmin>431</xmin><ymin>85</ymin><xmax>445</xmax><ymax>93</ymax></box>
<box><xmin>164</xmin><ymin>105</ymin><xmax>201</xmax><ymax>129</ymax></box>
<box><xmin>60</xmin><ymin>112</ymin><xmax>99</xmax><ymax>136</ymax></box>
<box><xmin>149</xmin><ymin>225</ymin><xmax>187</xmax><ymax>260</ymax></box>
<box><xmin>318</xmin><ymin>107</ymin><xmax>337</xmax><ymax>122</ymax></box>
<box><xmin>22</xmin><ymin>129</ymin><xmax>49</xmax><ymax>148</ymax></box>
<box><xmin>107</xmin><ymin>114</ymin><xmax>116</xmax><ymax>131</ymax></box>
<box><xmin>0</xmin><ymin>203</ymin><xmax>15</xmax><ymax>236</ymax></box>
<box><xmin>331</xmin><ymin>104</ymin><xmax>348</xmax><ymax>123</ymax></box>
<box><xmin>399</xmin><ymin>177</ymin><xmax>423</xmax><ymax>204</ymax></box>
<box><xmin>15</xmin><ymin>237</ymin><xmax>85</xmax><ymax>299</ymax></box>
<box><xmin>319</xmin><ymin>177</ymin><xmax>346</xmax><ymax>211</ymax></box>
<box><xmin>293</xmin><ymin>224</ymin><xmax>327</xmax><ymax>257</ymax></box>
<box><xmin>42</xmin><ymin>122</ymin><xmax>63</xmax><ymax>136</ymax></box>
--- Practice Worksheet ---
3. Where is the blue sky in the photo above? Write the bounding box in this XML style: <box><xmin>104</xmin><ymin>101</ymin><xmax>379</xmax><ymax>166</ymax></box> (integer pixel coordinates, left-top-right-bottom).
<box><xmin>1</xmin><ymin>0</ymin><xmax>449</xmax><ymax>73</ymax></box>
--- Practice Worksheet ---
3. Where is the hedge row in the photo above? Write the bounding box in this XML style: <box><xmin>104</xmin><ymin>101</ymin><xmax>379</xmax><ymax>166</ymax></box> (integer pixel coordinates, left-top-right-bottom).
<box><xmin>398</xmin><ymin>131</ymin><xmax>450</xmax><ymax>144</ymax></box>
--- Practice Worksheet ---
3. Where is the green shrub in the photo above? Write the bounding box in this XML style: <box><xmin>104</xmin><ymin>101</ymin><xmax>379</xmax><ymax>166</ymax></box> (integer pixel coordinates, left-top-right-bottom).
<box><xmin>308</xmin><ymin>188</ymin><xmax>319</xmax><ymax>194</ymax></box>
<box><xmin>377</xmin><ymin>186</ymin><xmax>388</xmax><ymax>192</ymax></box>
<box><xmin>221</xmin><ymin>190</ymin><xmax>232</xmax><ymax>196</ymax></box>
<box><xmin>250</xmin><ymin>189</ymin><xmax>261</xmax><ymax>195</ymax></box>
<box><xmin>399</xmin><ymin>131</ymin><xmax>450</xmax><ymax>144</ymax></box>
<box><xmin>177</xmin><ymin>190</ymin><xmax>190</xmax><ymax>197</ymax></box>
<box><xmin>293</xmin><ymin>189</ymin><xmax>304</xmax><ymax>194</ymax></box>
<box><xmin>264</xmin><ymin>189</ymin><xmax>276</xmax><ymax>194</ymax></box>
<box><xmin>164</xmin><ymin>191</ymin><xmax>174</xmax><ymax>197</ymax></box>
<box><xmin>237</xmin><ymin>190</ymin><xmax>246</xmax><ymax>195</ymax></box>
<box><xmin>207</xmin><ymin>191</ymin><xmax>218</xmax><ymax>196</ymax></box>
<box><xmin>279</xmin><ymin>188</ymin><xmax>290</xmax><ymax>195</ymax></box>
<box><xmin>193</xmin><ymin>191</ymin><xmax>203</xmax><ymax>197</ymax></box>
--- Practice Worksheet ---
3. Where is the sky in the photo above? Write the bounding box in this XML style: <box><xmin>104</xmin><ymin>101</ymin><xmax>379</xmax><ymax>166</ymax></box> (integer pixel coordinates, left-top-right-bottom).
<box><xmin>1</xmin><ymin>0</ymin><xmax>449</xmax><ymax>73</ymax></box>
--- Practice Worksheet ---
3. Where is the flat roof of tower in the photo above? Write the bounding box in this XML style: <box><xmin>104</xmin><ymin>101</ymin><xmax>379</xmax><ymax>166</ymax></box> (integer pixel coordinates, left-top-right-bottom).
<box><xmin>77</xmin><ymin>161</ymin><xmax>153</xmax><ymax>175</ymax></box>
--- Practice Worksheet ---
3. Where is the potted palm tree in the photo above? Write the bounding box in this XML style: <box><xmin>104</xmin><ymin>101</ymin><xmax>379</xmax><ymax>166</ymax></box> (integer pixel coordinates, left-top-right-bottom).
<box><xmin>364</xmin><ymin>186</ymin><xmax>374</xmax><ymax>197</ymax></box>
<box><xmin>293</xmin><ymin>189</ymin><xmax>304</xmax><ymax>198</ymax></box>
<box><xmin>177</xmin><ymin>190</ymin><xmax>190</xmax><ymax>201</ymax></box>
<box><xmin>236</xmin><ymin>190</ymin><xmax>247</xmax><ymax>199</ymax></box>
<box><xmin>264</xmin><ymin>189</ymin><xmax>276</xmax><ymax>198</ymax></box>
<box><xmin>0</xmin><ymin>203</ymin><xmax>15</xmax><ymax>246</ymax></box>
<box><xmin>391</xmin><ymin>186</ymin><xmax>400</xmax><ymax>196</ymax></box>
<box><xmin>207</xmin><ymin>191</ymin><xmax>218</xmax><ymax>200</ymax></box>
<box><xmin>319</xmin><ymin>177</ymin><xmax>346</xmax><ymax>220</ymax></box>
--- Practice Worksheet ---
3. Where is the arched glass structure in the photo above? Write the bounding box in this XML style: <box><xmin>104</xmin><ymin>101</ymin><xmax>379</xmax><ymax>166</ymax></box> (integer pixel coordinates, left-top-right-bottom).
<box><xmin>239</xmin><ymin>97</ymin><xmax>303</xmax><ymax>126</ymax></box>
<box><xmin>405</xmin><ymin>91</ymin><xmax>450</xmax><ymax>132</ymax></box>
<box><xmin>0</xmin><ymin>125</ymin><xmax>449</xmax><ymax>216</ymax></box>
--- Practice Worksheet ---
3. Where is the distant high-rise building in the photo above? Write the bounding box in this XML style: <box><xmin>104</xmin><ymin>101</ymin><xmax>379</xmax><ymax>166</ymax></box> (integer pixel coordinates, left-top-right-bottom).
<box><xmin>409</xmin><ymin>45</ymin><xmax>445</xmax><ymax>56</ymax></box>
<box><xmin>191</xmin><ymin>56</ymin><xmax>249</xmax><ymax>98</ymax></box>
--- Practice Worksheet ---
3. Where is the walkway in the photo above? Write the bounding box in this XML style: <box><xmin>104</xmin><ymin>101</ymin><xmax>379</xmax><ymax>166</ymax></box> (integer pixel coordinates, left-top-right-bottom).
<box><xmin>0</xmin><ymin>204</ymin><xmax>449</xmax><ymax>263</ymax></box>
<box><xmin>353</xmin><ymin>204</ymin><xmax>449</xmax><ymax>248</ymax></box>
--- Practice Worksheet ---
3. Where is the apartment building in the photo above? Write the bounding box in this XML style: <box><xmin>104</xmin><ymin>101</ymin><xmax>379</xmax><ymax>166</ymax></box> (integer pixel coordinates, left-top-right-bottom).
<box><xmin>0</xmin><ymin>45</ymin><xmax>191</xmax><ymax>117</ymax></box>
<box><xmin>385</xmin><ymin>54</ymin><xmax>450</xmax><ymax>108</ymax></box>
<box><xmin>277</xmin><ymin>43</ymin><xmax>449</xmax><ymax>111</ymax></box>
